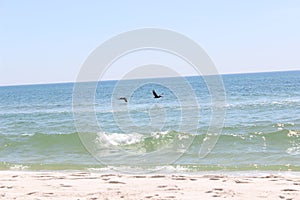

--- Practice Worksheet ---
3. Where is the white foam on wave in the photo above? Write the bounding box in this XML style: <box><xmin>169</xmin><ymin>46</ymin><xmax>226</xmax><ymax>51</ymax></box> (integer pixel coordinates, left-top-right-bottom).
<box><xmin>287</xmin><ymin>130</ymin><xmax>299</xmax><ymax>137</ymax></box>
<box><xmin>97</xmin><ymin>132</ymin><xmax>144</xmax><ymax>146</ymax></box>
<box><xmin>286</xmin><ymin>146</ymin><xmax>300</xmax><ymax>155</ymax></box>
<box><xmin>270</xmin><ymin>99</ymin><xmax>298</xmax><ymax>105</ymax></box>
<box><xmin>225</xmin><ymin>98</ymin><xmax>300</xmax><ymax>109</ymax></box>
<box><xmin>96</xmin><ymin>130</ymin><xmax>182</xmax><ymax>146</ymax></box>
<box><xmin>9</xmin><ymin>164</ymin><xmax>29</xmax><ymax>170</ymax></box>
<box><xmin>20</xmin><ymin>133</ymin><xmax>35</xmax><ymax>136</ymax></box>
<box><xmin>150</xmin><ymin>131</ymin><xmax>169</xmax><ymax>139</ymax></box>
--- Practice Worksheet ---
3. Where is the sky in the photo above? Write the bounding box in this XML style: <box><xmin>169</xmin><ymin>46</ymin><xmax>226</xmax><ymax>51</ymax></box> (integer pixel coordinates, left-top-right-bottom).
<box><xmin>0</xmin><ymin>0</ymin><xmax>300</xmax><ymax>86</ymax></box>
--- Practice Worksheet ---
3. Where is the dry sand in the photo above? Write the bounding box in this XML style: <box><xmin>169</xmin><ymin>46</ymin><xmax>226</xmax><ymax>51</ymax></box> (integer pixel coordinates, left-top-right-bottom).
<box><xmin>0</xmin><ymin>171</ymin><xmax>299</xmax><ymax>199</ymax></box>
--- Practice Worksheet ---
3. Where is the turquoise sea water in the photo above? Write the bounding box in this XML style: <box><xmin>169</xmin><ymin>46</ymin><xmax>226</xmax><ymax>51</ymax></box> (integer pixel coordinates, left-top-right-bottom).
<box><xmin>0</xmin><ymin>71</ymin><xmax>299</xmax><ymax>172</ymax></box>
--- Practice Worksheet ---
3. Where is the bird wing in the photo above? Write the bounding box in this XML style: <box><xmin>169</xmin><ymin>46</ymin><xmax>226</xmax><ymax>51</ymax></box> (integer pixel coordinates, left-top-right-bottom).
<box><xmin>152</xmin><ymin>90</ymin><xmax>158</xmax><ymax>97</ymax></box>
<box><xmin>119</xmin><ymin>97</ymin><xmax>127</xmax><ymax>102</ymax></box>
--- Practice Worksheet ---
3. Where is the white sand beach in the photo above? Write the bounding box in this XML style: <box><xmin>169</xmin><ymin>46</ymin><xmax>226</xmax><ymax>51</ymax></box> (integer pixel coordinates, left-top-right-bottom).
<box><xmin>0</xmin><ymin>171</ymin><xmax>299</xmax><ymax>199</ymax></box>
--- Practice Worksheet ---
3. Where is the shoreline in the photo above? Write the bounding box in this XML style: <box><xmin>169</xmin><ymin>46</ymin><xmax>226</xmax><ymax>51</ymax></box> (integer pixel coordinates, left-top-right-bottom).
<box><xmin>0</xmin><ymin>170</ymin><xmax>299</xmax><ymax>199</ymax></box>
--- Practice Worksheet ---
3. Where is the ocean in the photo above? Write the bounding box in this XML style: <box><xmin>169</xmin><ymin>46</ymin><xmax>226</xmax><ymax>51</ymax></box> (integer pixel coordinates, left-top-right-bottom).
<box><xmin>0</xmin><ymin>71</ymin><xmax>299</xmax><ymax>172</ymax></box>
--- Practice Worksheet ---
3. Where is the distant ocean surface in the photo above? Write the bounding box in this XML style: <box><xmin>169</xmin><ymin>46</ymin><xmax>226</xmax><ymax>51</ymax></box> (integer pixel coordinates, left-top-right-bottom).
<box><xmin>0</xmin><ymin>71</ymin><xmax>299</xmax><ymax>172</ymax></box>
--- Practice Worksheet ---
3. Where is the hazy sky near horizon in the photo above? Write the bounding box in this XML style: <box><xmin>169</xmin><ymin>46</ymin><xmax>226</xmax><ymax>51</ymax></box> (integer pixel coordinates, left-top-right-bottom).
<box><xmin>1</xmin><ymin>0</ymin><xmax>300</xmax><ymax>86</ymax></box>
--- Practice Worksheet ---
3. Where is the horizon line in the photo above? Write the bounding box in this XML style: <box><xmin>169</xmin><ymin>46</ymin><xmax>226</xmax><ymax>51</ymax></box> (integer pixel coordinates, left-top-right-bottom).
<box><xmin>0</xmin><ymin>69</ymin><xmax>299</xmax><ymax>87</ymax></box>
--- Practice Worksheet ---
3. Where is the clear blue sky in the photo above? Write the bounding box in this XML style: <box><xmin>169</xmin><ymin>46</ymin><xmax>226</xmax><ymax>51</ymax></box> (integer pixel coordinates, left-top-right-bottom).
<box><xmin>1</xmin><ymin>0</ymin><xmax>300</xmax><ymax>86</ymax></box>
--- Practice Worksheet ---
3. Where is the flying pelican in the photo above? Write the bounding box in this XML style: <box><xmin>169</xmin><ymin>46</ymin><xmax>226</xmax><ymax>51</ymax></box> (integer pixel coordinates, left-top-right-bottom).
<box><xmin>152</xmin><ymin>90</ymin><xmax>163</xmax><ymax>98</ymax></box>
<box><xmin>119</xmin><ymin>97</ymin><xmax>128</xmax><ymax>102</ymax></box>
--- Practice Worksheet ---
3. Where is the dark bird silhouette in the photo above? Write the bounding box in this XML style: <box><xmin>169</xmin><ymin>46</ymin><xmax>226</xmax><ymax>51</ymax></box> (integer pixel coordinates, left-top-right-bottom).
<box><xmin>152</xmin><ymin>90</ymin><xmax>163</xmax><ymax>98</ymax></box>
<box><xmin>119</xmin><ymin>97</ymin><xmax>128</xmax><ymax>102</ymax></box>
